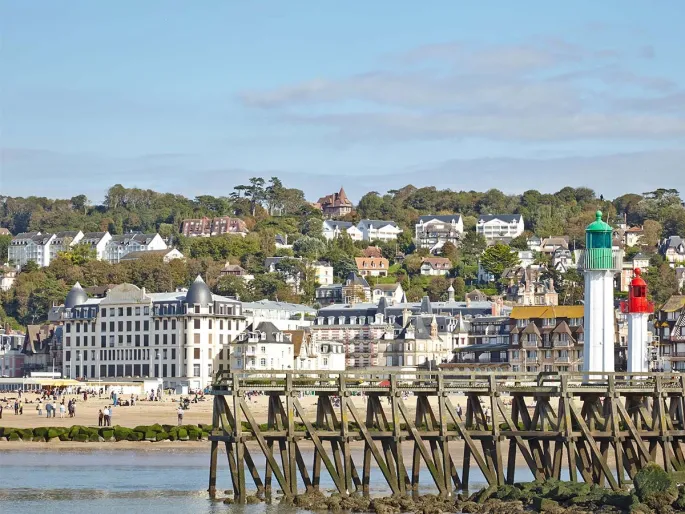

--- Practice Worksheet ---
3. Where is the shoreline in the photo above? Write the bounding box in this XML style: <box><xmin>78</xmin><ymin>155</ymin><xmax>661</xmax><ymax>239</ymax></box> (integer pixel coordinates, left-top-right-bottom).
<box><xmin>0</xmin><ymin>439</ymin><xmax>211</xmax><ymax>451</ymax></box>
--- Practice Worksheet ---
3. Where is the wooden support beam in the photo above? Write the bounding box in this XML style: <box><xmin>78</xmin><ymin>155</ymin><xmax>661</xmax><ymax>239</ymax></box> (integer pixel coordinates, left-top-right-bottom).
<box><xmin>569</xmin><ymin>400</ymin><xmax>619</xmax><ymax>490</ymax></box>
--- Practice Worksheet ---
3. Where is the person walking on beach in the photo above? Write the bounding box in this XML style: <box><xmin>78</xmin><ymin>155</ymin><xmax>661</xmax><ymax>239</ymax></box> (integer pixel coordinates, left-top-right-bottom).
<box><xmin>37</xmin><ymin>402</ymin><xmax>43</xmax><ymax>416</ymax></box>
<box><xmin>19</xmin><ymin>403</ymin><xmax>23</xmax><ymax>415</ymax></box>
<box><xmin>98</xmin><ymin>409</ymin><xmax>103</xmax><ymax>427</ymax></box>
<box><xmin>59</xmin><ymin>403</ymin><xmax>66</xmax><ymax>418</ymax></box>
<box><xmin>51</xmin><ymin>401</ymin><xmax>57</xmax><ymax>417</ymax></box>
<box><xmin>0</xmin><ymin>403</ymin><xmax>3</xmax><ymax>419</ymax></box>
<box><xmin>14</xmin><ymin>400</ymin><xmax>19</xmax><ymax>415</ymax></box>
<box><xmin>177</xmin><ymin>406</ymin><xmax>184</xmax><ymax>426</ymax></box>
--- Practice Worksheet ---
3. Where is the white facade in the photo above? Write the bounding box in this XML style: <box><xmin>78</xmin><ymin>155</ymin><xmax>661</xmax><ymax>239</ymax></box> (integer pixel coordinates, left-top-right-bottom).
<box><xmin>476</xmin><ymin>215</ymin><xmax>525</xmax><ymax>242</ymax></box>
<box><xmin>627</xmin><ymin>313</ymin><xmax>650</xmax><ymax>373</ymax></box>
<box><xmin>314</xmin><ymin>262</ymin><xmax>334</xmax><ymax>286</ymax></box>
<box><xmin>583</xmin><ymin>271</ymin><xmax>615</xmax><ymax>373</ymax></box>
<box><xmin>8</xmin><ymin>232</ymin><xmax>56</xmax><ymax>268</ymax></box>
<box><xmin>231</xmin><ymin>323</ymin><xmax>294</xmax><ymax>371</ymax></box>
<box><xmin>294</xmin><ymin>340</ymin><xmax>346</xmax><ymax>371</ymax></box>
<box><xmin>357</xmin><ymin>220</ymin><xmax>402</xmax><ymax>242</ymax></box>
<box><xmin>104</xmin><ymin>233</ymin><xmax>167</xmax><ymax>264</ymax></box>
<box><xmin>80</xmin><ymin>232</ymin><xmax>113</xmax><ymax>260</ymax></box>
<box><xmin>55</xmin><ymin>279</ymin><xmax>245</xmax><ymax>389</ymax></box>
<box><xmin>371</xmin><ymin>284</ymin><xmax>405</xmax><ymax>304</ymax></box>
<box><xmin>415</xmin><ymin>215</ymin><xmax>464</xmax><ymax>252</ymax></box>
<box><xmin>242</xmin><ymin>300</ymin><xmax>316</xmax><ymax>331</ymax></box>
<box><xmin>322</xmin><ymin>221</ymin><xmax>363</xmax><ymax>241</ymax></box>
<box><xmin>0</xmin><ymin>267</ymin><xmax>17</xmax><ymax>291</ymax></box>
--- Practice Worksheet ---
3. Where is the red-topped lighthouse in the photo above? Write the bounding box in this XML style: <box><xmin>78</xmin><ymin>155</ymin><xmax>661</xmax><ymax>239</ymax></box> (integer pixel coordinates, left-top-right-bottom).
<box><xmin>620</xmin><ymin>269</ymin><xmax>654</xmax><ymax>372</ymax></box>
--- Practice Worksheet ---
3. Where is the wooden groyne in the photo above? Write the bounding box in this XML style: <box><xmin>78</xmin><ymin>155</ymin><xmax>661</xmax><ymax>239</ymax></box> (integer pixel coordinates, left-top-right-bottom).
<box><xmin>207</xmin><ymin>370</ymin><xmax>685</xmax><ymax>503</ymax></box>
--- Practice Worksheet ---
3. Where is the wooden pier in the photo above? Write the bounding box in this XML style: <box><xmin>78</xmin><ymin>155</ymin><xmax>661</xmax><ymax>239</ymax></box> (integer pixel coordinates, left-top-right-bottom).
<box><xmin>207</xmin><ymin>370</ymin><xmax>685</xmax><ymax>502</ymax></box>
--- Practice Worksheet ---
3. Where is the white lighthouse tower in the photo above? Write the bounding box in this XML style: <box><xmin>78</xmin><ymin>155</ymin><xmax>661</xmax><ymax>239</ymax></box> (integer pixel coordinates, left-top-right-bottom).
<box><xmin>581</xmin><ymin>211</ymin><xmax>622</xmax><ymax>374</ymax></box>
<box><xmin>620</xmin><ymin>268</ymin><xmax>654</xmax><ymax>373</ymax></box>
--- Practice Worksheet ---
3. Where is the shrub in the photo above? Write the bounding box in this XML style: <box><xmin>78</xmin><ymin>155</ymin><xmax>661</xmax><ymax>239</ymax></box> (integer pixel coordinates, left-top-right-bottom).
<box><xmin>73</xmin><ymin>434</ymin><xmax>89</xmax><ymax>442</ymax></box>
<box><xmin>133</xmin><ymin>425</ymin><xmax>149</xmax><ymax>433</ymax></box>
<box><xmin>144</xmin><ymin>431</ymin><xmax>156</xmax><ymax>441</ymax></box>
<box><xmin>149</xmin><ymin>424</ymin><xmax>163</xmax><ymax>433</ymax></box>
<box><xmin>33</xmin><ymin>435</ymin><xmax>46</xmax><ymax>442</ymax></box>
<box><xmin>178</xmin><ymin>429</ymin><xmax>188</xmax><ymax>440</ymax></box>
<box><xmin>8</xmin><ymin>432</ymin><xmax>20</xmax><ymax>441</ymax></box>
<box><xmin>34</xmin><ymin>427</ymin><xmax>49</xmax><ymax>438</ymax></box>
<box><xmin>155</xmin><ymin>431</ymin><xmax>169</xmax><ymax>441</ymax></box>
<box><xmin>89</xmin><ymin>434</ymin><xmax>101</xmax><ymax>442</ymax></box>
<box><xmin>188</xmin><ymin>432</ymin><xmax>198</xmax><ymax>441</ymax></box>
<box><xmin>634</xmin><ymin>463</ymin><xmax>678</xmax><ymax>509</ymax></box>
<box><xmin>114</xmin><ymin>428</ymin><xmax>132</xmax><ymax>441</ymax></box>
<box><xmin>168</xmin><ymin>432</ymin><xmax>178</xmax><ymax>441</ymax></box>
<box><xmin>47</xmin><ymin>429</ymin><xmax>61</xmax><ymax>440</ymax></box>
<box><xmin>59</xmin><ymin>433</ymin><xmax>71</xmax><ymax>441</ymax></box>
<box><xmin>102</xmin><ymin>430</ymin><xmax>114</xmax><ymax>440</ymax></box>
<box><xmin>19</xmin><ymin>428</ymin><xmax>34</xmax><ymax>439</ymax></box>
<box><xmin>69</xmin><ymin>426</ymin><xmax>82</xmax><ymax>438</ymax></box>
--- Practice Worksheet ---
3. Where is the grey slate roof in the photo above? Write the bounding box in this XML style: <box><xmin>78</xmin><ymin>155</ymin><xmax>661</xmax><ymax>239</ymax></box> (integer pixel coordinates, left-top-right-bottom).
<box><xmin>478</xmin><ymin>214</ymin><xmax>522</xmax><ymax>223</ymax></box>
<box><xmin>359</xmin><ymin>219</ymin><xmax>399</xmax><ymax>228</ymax></box>
<box><xmin>417</xmin><ymin>215</ymin><xmax>463</xmax><ymax>224</ymax></box>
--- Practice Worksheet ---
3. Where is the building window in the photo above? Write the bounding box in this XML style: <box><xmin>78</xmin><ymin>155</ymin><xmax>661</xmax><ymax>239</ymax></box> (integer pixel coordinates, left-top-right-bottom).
<box><xmin>193</xmin><ymin>364</ymin><xmax>201</xmax><ymax>377</ymax></box>
<box><xmin>194</xmin><ymin>319</ymin><xmax>201</xmax><ymax>330</ymax></box>
<box><xmin>260</xmin><ymin>358</ymin><xmax>267</xmax><ymax>367</ymax></box>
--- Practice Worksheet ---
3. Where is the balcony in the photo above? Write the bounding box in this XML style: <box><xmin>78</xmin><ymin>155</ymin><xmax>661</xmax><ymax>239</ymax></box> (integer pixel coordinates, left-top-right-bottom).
<box><xmin>578</xmin><ymin>248</ymin><xmax>623</xmax><ymax>272</ymax></box>
<box><xmin>666</xmin><ymin>352</ymin><xmax>685</xmax><ymax>360</ymax></box>
<box><xmin>553</xmin><ymin>339</ymin><xmax>573</xmax><ymax>347</ymax></box>
<box><xmin>555</xmin><ymin>356</ymin><xmax>571</xmax><ymax>363</ymax></box>
<box><xmin>244</xmin><ymin>348</ymin><xmax>257</xmax><ymax>357</ymax></box>
<box><xmin>521</xmin><ymin>339</ymin><xmax>539</xmax><ymax>349</ymax></box>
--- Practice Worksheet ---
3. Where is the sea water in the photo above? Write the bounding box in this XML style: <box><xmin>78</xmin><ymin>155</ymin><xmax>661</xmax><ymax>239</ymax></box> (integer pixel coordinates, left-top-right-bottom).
<box><xmin>0</xmin><ymin>449</ymin><xmax>511</xmax><ymax>514</ymax></box>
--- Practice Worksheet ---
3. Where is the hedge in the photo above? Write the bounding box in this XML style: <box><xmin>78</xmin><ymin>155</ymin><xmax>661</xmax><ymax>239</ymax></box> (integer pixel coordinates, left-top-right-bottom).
<box><xmin>0</xmin><ymin>424</ymin><xmax>212</xmax><ymax>443</ymax></box>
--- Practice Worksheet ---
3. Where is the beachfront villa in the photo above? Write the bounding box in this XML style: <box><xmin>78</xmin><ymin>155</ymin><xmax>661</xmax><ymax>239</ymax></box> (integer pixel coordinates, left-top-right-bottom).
<box><xmin>50</xmin><ymin>277</ymin><xmax>246</xmax><ymax>390</ymax></box>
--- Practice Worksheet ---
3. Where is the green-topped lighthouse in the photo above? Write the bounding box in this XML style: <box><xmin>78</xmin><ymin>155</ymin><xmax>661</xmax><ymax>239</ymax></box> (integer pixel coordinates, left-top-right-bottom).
<box><xmin>581</xmin><ymin>210</ymin><xmax>622</xmax><ymax>374</ymax></box>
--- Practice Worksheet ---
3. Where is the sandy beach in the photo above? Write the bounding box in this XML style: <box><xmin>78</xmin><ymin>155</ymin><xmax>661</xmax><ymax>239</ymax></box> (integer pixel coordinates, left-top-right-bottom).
<box><xmin>0</xmin><ymin>391</ymin><xmax>491</xmax><ymax>429</ymax></box>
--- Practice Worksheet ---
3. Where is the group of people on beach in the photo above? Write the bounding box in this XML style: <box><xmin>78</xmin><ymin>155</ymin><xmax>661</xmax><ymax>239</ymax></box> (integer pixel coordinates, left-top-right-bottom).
<box><xmin>98</xmin><ymin>407</ymin><xmax>114</xmax><ymax>426</ymax></box>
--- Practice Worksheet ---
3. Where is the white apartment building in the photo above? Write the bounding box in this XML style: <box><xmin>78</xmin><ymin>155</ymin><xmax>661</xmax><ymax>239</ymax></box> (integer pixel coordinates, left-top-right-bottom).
<box><xmin>53</xmin><ymin>277</ymin><xmax>246</xmax><ymax>390</ymax></box>
<box><xmin>48</xmin><ymin>231</ymin><xmax>85</xmax><ymax>262</ymax></box>
<box><xmin>357</xmin><ymin>219</ymin><xmax>403</xmax><ymax>242</ymax></box>
<box><xmin>476</xmin><ymin>214</ymin><xmax>525</xmax><ymax>242</ymax></box>
<box><xmin>8</xmin><ymin>232</ymin><xmax>56</xmax><ymax>268</ymax></box>
<box><xmin>322</xmin><ymin>221</ymin><xmax>363</xmax><ymax>241</ymax></box>
<box><xmin>322</xmin><ymin>219</ymin><xmax>401</xmax><ymax>242</ymax></box>
<box><xmin>80</xmin><ymin>232</ymin><xmax>113</xmax><ymax>260</ymax></box>
<box><xmin>415</xmin><ymin>215</ymin><xmax>464</xmax><ymax>252</ymax></box>
<box><xmin>104</xmin><ymin>233</ymin><xmax>167</xmax><ymax>263</ymax></box>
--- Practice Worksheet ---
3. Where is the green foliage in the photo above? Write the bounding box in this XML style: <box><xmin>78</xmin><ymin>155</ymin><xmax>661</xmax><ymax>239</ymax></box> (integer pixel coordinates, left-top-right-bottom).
<box><xmin>292</xmin><ymin>236</ymin><xmax>326</xmax><ymax>260</ymax></box>
<box><xmin>633</xmin><ymin>463</ymin><xmax>678</xmax><ymax>509</ymax></box>
<box><xmin>0</xmin><ymin>234</ymin><xmax>11</xmax><ymax>263</ymax></box>
<box><xmin>480</xmin><ymin>243</ymin><xmax>520</xmax><ymax>282</ymax></box>
<box><xmin>59</xmin><ymin>243</ymin><xmax>97</xmax><ymax>265</ymax></box>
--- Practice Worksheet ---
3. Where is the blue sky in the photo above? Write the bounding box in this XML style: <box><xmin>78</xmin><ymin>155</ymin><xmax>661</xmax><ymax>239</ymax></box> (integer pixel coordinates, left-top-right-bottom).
<box><xmin>2</xmin><ymin>1</ymin><xmax>684</xmax><ymax>203</ymax></box>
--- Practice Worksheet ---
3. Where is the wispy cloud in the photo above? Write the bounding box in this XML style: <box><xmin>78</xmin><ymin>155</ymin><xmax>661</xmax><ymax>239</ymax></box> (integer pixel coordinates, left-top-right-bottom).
<box><xmin>239</xmin><ymin>37</ymin><xmax>685</xmax><ymax>144</ymax></box>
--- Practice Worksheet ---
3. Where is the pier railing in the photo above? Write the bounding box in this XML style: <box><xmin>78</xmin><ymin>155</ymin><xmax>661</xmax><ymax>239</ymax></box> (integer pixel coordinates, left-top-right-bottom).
<box><xmin>208</xmin><ymin>370</ymin><xmax>685</xmax><ymax>502</ymax></box>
